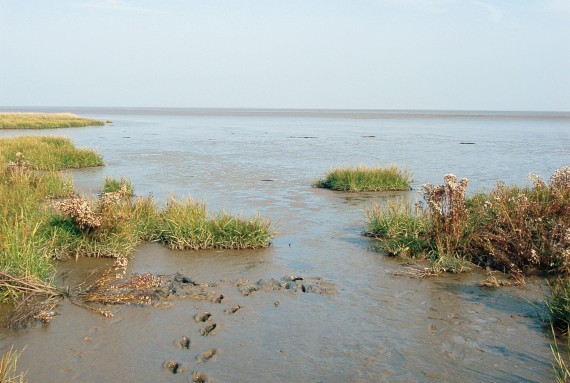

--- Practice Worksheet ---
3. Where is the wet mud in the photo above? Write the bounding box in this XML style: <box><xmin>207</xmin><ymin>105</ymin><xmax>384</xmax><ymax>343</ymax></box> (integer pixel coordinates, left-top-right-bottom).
<box><xmin>1</xmin><ymin>110</ymin><xmax>568</xmax><ymax>382</ymax></box>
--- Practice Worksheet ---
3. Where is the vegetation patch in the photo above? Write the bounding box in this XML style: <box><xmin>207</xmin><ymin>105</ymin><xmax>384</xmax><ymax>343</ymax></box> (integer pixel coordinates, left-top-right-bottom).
<box><xmin>0</xmin><ymin>136</ymin><xmax>274</xmax><ymax>308</ymax></box>
<box><xmin>314</xmin><ymin>165</ymin><xmax>412</xmax><ymax>192</ymax></box>
<box><xmin>547</xmin><ymin>278</ymin><xmax>570</xmax><ymax>331</ymax></box>
<box><xmin>0</xmin><ymin>113</ymin><xmax>104</xmax><ymax>129</ymax></box>
<box><xmin>366</xmin><ymin>167</ymin><xmax>570</xmax><ymax>274</ymax></box>
<box><xmin>102</xmin><ymin>176</ymin><xmax>134</xmax><ymax>195</ymax></box>
<box><xmin>0</xmin><ymin>136</ymin><xmax>103</xmax><ymax>170</ymax></box>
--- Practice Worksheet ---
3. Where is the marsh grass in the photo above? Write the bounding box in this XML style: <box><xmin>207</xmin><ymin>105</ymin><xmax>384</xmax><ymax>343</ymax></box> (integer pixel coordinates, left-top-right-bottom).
<box><xmin>551</xmin><ymin>325</ymin><xmax>570</xmax><ymax>383</ymax></box>
<box><xmin>547</xmin><ymin>279</ymin><xmax>570</xmax><ymax>331</ymax></box>
<box><xmin>0</xmin><ymin>138</ymin><xmax>102</xmax><ymax>302</ymax></box>
<box><xmin>365</xmin><ymin>201</ymin><xmax>431</xmax><ymax>258</ymax></box>
<box><xmin>366</xmin><ymin>167</ymin><xmax>570</xmax><ymax>274</ymax></box>
<box><xmin>314</xmin><ymin>165</ymin><xmax>412</xmax><ymax>192</ymax></box>
<box><xmin>102</xmin><ymin>176</ymin><xmax>134</xmax><ymax>196</ymax></box>
<box><xmin>1</xmin><ymin>136</ymin><xmax>273</xmax><ymax>304</ymax></box>
<box><xmin>0</xmin><ymin>113</ymin><xmax>104</xmax><ymax>129</ymax></box>
<box><xmin>0</xmin><ymin>347</ymin><xmax>26</xmax><ymax>383</ymax></box>
<box><xmin>157</xmin><ymin>197</ymin><xmax>273</xmax><ymax>250</ymax></box>
<box><xmin>0</xmin><ymin>136</ymin><xmax>103</xmax><ymax>170</ymax></box>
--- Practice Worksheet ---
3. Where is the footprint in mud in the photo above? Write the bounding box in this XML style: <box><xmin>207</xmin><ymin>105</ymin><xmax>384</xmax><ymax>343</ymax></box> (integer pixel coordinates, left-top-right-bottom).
<box><xmin>175</xmin><ymin>336</ymin><xmax>191</xmax><ymax>349</ymax></box>
<box><xmin>200</xmin><ymin>323</ymin><xmax>217</xmax><ymax>336</ymax></box>
<box><xmin>162</xmin><ymin>360</ymin><xmax>185</xmax><ymax>374</ymax></box>
<box><xmin>196</xmin><ymin>348</ymin><xmax>218</xmax><ymax>364</ymax></box>
<box><xmin>194</xmin><ymin>312</ymin><xmax>212</xmax><ymax>323</ymax></box>
<box><xmin>224</xmin><ymin>304</ymin><xmax>243</xmax><ymax>315</ymax></box>
<box><xmin>191</xmin><ymin>371</ymin><xmax>212</xmax><ymax>383</ymax></box>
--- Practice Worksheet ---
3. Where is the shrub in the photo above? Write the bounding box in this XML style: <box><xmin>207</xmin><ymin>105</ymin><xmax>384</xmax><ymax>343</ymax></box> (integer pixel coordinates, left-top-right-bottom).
<box><xmin>366</xmin><ymin>167</ymin><xmax>570</xmax><ymax>275</ymax></box>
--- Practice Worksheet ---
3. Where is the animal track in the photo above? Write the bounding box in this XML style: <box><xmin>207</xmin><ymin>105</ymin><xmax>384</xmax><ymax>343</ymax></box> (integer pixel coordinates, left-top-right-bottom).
<box><xmin>176</xmin><ymin>336</ymin><xmax>191</xmax><ymax>349</ymax></box>
<box><xmin>196</xmin><ymin>348</ymin><xmax>218</xmax><ymax>364</ymax></box>
<box><xmin>162</xmin><ymin>360</ymin><xmax>185</xmax><ymax>374</ymax></box>
<box><xmin>191</xmin><ymin>371</ymin><xmax>212</xmax><ymax>383</ymax></box>
<box><xmin>194</xmin><ymin>312</ymin><xmax>212</xmax><ymax>323</ymax></box>
<box><xmin>224</xmin><ymin>304</ymin><xmax>243</xmax><ymax>315</ymax></box>
<box><xmin>200</xmin><ymin>323</ymin><xmax>217</xmax><ymax>336</ymax></box>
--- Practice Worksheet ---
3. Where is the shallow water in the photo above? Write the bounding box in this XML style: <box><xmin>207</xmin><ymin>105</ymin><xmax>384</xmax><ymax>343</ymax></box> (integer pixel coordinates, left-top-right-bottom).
<box><xmin>0</xmin><ymin>108</ymin><xmax>569</xmax><ymax>382</ymax></box>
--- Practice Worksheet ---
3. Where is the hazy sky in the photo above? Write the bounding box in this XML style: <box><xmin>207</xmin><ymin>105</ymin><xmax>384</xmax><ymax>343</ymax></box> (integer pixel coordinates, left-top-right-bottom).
<box><xmin>1</xmin><ymin>0</ymin><xmax>569</xmax><ymax>110</ymax></box>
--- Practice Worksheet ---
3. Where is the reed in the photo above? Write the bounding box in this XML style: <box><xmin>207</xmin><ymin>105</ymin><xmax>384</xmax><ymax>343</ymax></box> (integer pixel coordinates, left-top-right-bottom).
<box><xmin>314</xmin><ymin>165</ymin><xmax>412</xmax><ymax>192</ymax></box>
<box><xmin>0</xmin><ymin>113</ymin><xmax>104</xmax><ymax>129</ymax></box>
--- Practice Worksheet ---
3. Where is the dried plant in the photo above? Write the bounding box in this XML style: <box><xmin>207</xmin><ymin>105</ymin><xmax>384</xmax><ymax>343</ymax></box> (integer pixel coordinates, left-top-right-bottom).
<box><xmin>0</xmin><ymin>347</ymin><xmax>27</xmax><ymax>383</ymax></box>
<box><xmin>367</xmin><ymin>167</ymin><xmax>570</xmax><ymax>275</ymax></box>
<box><xmin>5</xmin><ymin>152</ymin><xmax>31</xmax><ymax>174</ymax></box>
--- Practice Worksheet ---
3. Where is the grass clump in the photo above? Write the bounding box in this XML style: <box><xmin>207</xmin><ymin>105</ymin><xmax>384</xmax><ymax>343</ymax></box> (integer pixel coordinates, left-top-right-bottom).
<box><xmin>366</xmin><ymin>201</ymin><xmax>431</xmax><ymax>258</ymax></box>
<box><xmin>547</xmin><ymin>279</ymin><xmax>570</xmax><ymax>331</ymax></box>
<box><xmin>314</xmin><ymin>165</ymin><xmax>412</xmax><ymax>192</ymax></box>
<box><xmin>366</xmin><ymin>167</ymin><xmax>570</xmax><ymax>274</ymax></box>
<box><xmin>0</xmin><ymin>113</ymin><xmax>104</xmax><ymax>129</ymax></box>
<box><xmin>102</xmin><ymin>176</ymin><xmax>134</xmax><ymax>196</ymax></box>
<box><xmin>0</xmin><ymin>347</ymin><xmax>26</xmax><ymax>383</ymax></box>
<box><xmin>0</xmin><ymin>136</ymin><xmax>103</xmax><ymax>170</ymax></box>
<box><xmin>157</xmin><ymin>197</ymin><xmax>273</xmax><ymax>250</ymax></box>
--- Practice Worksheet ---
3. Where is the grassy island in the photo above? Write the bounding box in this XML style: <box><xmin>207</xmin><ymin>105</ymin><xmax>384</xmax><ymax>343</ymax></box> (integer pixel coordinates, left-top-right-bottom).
<box><xmin>314</xmin><ymin>165</ymin><xmax>412</xmax><ymax>192</ymax></box>
<box><xmin>0</xmin><ymin>113</ymin><xmax>105</xmax><ymax>129</ymax></box>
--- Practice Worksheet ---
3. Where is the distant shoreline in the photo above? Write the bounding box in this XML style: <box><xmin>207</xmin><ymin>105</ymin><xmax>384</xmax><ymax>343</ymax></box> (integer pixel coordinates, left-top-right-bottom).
<box><xmin>0</xmin><ymin>106</ymin><xmax>569</xmax><ymax>120</ymax></box>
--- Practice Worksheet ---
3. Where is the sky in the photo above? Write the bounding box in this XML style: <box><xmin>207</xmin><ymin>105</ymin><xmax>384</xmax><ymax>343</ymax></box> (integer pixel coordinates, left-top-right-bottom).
<box><xmin>0</xmin><ymin>0</ymin><xmax>569</xmax><ymax>111</ymax></box>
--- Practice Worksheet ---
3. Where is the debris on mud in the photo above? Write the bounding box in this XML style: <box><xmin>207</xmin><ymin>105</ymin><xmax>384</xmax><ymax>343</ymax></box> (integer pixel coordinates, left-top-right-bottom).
<box><xmin>235</xmin><ymin>275</ymin><xmax>337</xmax><ymax>296</ymax></box>
<box><xmin>1</xmin><ymin>272</ymin><xmax>62</xmax><ymax>328</ymax></box>
<box><xmin>69</xmin><ymin>258</ymin><xmax>224</xmax><ymax>317</ymax></box>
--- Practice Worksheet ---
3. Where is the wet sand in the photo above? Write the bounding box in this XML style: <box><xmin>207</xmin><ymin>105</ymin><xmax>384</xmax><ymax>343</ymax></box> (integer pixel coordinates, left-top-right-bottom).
<box><xmin>0</xmin><ymin>109</ymin><xmax>568</xmax><ymax>382</ymax></box>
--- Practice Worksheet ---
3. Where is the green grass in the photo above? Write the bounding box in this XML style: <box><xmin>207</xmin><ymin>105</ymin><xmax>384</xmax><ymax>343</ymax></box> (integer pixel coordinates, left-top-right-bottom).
<box><xmin>0</xmin><ymin>136</ymin><xmax>103</xmax><ymax>170</ymax></box>
<box><xmin>366</xmin><ymin>168</ymin><xmax>570</xmax><ymax>274</ymax></box>
<box><xmin>547</xmin><ymin>279</ymin><xmax>570</xmax><ymax>331</ymax></box>
<box><xmin>314</xmin><ymin>165</ymin><xmax>412</xmax><ymax>192</ymax></box>
<box><xmin>102</xmin><ymin>176</ymin><xmax>134</xmax><ymax>196</ymax></box>
<box><xmin>0</xmin><ymin>113</ymin><xmax>104</xmax><ymax>129</ymax></box>
<box><xmin>365</xmin><ymin>201</ymin><xmax>431</xmax><ymax>258</ymax></box>
<box><xmin>157</xmin><ymin>197</ymin><xmax>274</xmax><ymax>250</ymax></box>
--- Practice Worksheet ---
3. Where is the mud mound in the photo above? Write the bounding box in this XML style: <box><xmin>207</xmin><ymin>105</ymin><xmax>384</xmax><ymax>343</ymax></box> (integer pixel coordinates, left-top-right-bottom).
<box><xmin>235</xmin><ymin>275</ymin><xmax>337</xmax><ymax>296</ymax></box>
